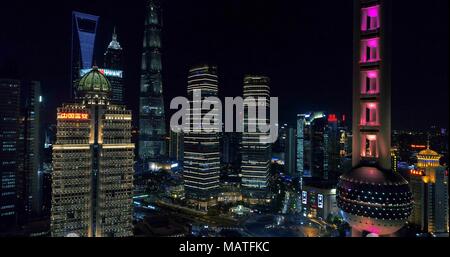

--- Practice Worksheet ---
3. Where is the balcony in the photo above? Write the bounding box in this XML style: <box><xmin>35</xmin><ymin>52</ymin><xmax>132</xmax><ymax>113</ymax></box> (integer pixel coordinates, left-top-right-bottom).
<box><xmin>359</xmin><ymin>122</ymin><xmax>380</xmax><ymax>129</ymax></box>
<box><xmin>361</xmin><ymin>28</ymin><xmax>380</xmax><ymax>37</ymax></box>
<box><xmin>360</xmin><ymin>59</ymin><xmax>381</xmax><ymax>67</ymax></box>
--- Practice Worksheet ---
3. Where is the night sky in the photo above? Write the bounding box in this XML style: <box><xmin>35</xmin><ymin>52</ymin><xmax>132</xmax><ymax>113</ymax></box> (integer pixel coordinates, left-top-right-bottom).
<box><xmin>0</xmin><ymin>0</ymin><xmax>448</xmax><ymax>130</ymax></box>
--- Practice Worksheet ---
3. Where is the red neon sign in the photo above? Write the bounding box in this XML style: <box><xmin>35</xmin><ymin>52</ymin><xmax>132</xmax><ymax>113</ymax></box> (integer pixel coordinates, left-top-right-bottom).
<box><xmin>328</xmin><ymin>114</ymin><xmax>338</xmax><ymax>123</ymax></box>
<box><xmin>57</xmin><ymin>112</ymin><xmax>89</xmax><ymax>120</ymax></box>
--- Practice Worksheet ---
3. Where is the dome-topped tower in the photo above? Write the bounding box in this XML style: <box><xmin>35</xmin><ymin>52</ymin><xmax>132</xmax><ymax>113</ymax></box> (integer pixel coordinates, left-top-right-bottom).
<box><xmin>76</xmin><ymin>66</ymin><xmax>111</xmax><ymax>104</ymax></box>
<box><xmin>77</xmin><ymin>66</ymin><xmax>111</xmax><ymax>94</ymax></box>
<box><xmin>417</xmin><ymin>146</ymin><xmax>441</xmax><ymax>168</ymax></box>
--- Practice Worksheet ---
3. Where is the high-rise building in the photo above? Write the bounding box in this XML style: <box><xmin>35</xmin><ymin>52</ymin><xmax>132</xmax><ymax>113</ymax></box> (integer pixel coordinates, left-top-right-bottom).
<box><xmin>183</xmin><ymin>65</ymin><xmax>220</xmax><ymax>201</ymax></box>
<box><xmin>71</xmin><ymin>11</ymin><xmax>99</xmax><ymax>99</ymax></box>
<box><xmin>301</xmin><ymin>184</ymin><xmax>338</xmax><ymax>221</ymax></box>
<box><xmin>337</xmin><ymin>0</ymin><xmax>413</xmax><ymax>237</ymax></box>
<box><xmin>409</xmin><ymin>147</ymin><xmax>448</xmax><ymax>234</ymax></box>
<box><xmin>241</xmin><ymin>75</ymin><xmax>271</xmax><ymax>190</ymax></box>
<box><xmin>0</xmin><ymin>80</ymin><xmax>21</xmax><ymax>232</ymax></box>
<box><xmin>311</xmin><ymin>114</ymin><xmax>328</xmax><ymax>180</ymax></box>
<box><xmin>169</xmin><ymin>129</ymin><xmax>184</xmax><ymax>163</ymax></box>
<box><xmin>0</xmin><ymin>79</ymin><xmax>43</xmax><ymax>233</ymax></box>
<box><xmin>272</xmin><ymin>124</ymin><xmax>287</xmax><ymax>167</ymax></box>
<box><xmin>51</xmin><ymin>67</ymin><xmax>134</xmax><ymax>237</ymax></box>
<box><xmin>139</xmin><ymin>0</ymin><xmax>167</xmax><ymax>163</ymax></box>
<box><xmin>17</xmin><ymin>80</ymin><xmax>43</xmax><ymax>220</ymax></box>
<box><xmin>296</xmin><ymin>112</ymin><xmax>332</xmax><ymax>179</ymax></box>
<box><xmin>326</xmin><ymin>114</ymin><xmax>348</xmax><ymax>177</ymax></box>
<box><xmin>285</xmin><ymin>127</ymin><xmax>296</xmax><ymax>176</ymax></box>
<box><xmin>221</xmin><ymin>132</ymin><xmax>241</xmax><ymax>168</ymax></box>
<box><xmin>103</xmin><ymin>28</ymin><xmax>124</xmax><ymax>104</ymax></box>
<box><xmin>296</xmin><ymin>114</ymin><xmax>306</xmax><ymax>184</ymax></box>
<box><xmin>297</xmin><ymin>113</ymin><xmax>348</xmax><ymax>187</ymax></box>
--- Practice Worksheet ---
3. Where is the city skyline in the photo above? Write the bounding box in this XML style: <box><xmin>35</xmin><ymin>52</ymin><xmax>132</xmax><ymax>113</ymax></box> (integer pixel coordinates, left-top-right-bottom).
<box><xmin>0</xmin><ymin>0</ymin><xmax>448</xmax><ymax>130</ymax></box>
<box><xmin>0</xmin><ymin>0</ymin><xmax>448</xmax><ymax>241</ymax></box>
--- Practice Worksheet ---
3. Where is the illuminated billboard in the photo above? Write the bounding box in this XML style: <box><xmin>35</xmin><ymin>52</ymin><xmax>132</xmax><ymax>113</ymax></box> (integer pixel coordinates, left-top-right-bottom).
<box><xmin>318</xmin><ymin>194</ymin><xmax>324</xmax><ymax>209</ymax></box>
<box><xmin>80</xmin><ymin>68</ymin><xmax>123</xmax><ymax>78</ymax></box>
<box><xmin>57</xmin><ymin>112</ymin><xmax>89</xmax><ymax>120</ymax></box>
<box><xmin>302</xmin><ymin>191</ymin><xmax>307</xmax><ymax>205</ymax></box>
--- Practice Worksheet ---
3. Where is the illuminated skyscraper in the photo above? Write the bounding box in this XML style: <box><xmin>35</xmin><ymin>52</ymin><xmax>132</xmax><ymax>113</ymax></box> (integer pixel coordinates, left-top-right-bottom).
<box><xmin>183</xmin><ymin>65</ymin><xmax>220</xmax><ymax>200</ymax></box>
<box><xmin>220</xmin><ymin>132</ymin><xmax>241</xmax><ymax>167</ymax></box>
<box><xmin>169</xmin><ymin>130</ymin><xmax>184</xmax><ymax>163</ymax></box>
<box><xmin>103</xmin><ymin>28</ymin><xmax>124</xmax><ymax>104</ymax></box>
<box><xmin>17</xmin><ymin>81</ymin><xmax>44</xmax><ymax>221</ymax></box>
<box><xmin>409</xmin><ymin>147</ymin><xmax>448</xmax><ymax>234</ymax></box>
<box><xmin>51</xmin><ymin>67</ymin><xmax>134</xmax><ymax>237</ymax></box>
<box><xmin>0</xmin><ymin>79</ymin><xmax>43</xmax><ymax>233</ymax></box>
<box><xmin>241</xmin><ymin>75</ymin><xmax>271</xmax><ymax>190</ymax></box>
<box><xmin>285</xmin><ymin>127</ymin><xmax>296</xmax><ymax>176</ymax></box>
<box><xmin>296</xmin><ymin>114</ymin><xmax>306</xmax><ymax>183</ymax></box>
<box><xmin>139</xmin><ymin>0</ymin><xmax>167</xmax><ymax>163</ymax></box>
<box><xmin>0</xmin><ymin>80</ymin><xmax>21</xmax><ymax>232</ymax></box>
<box><xmin>296</xmin><ymin>112</ymin><xmax>326</xmax><ymax>180</ymax></box>
<box><xmin>337</xmin><ymin>0</ymin><xmax>413</xmax><ymax>237</ymax></box>
<box><xmin>183</xmin><ymin>65</ymin><xmax>220</xmax><ymax>201</ymax></box>
<box><xmin>70</xmin><ymin>11</ymin><xmax>99</xmax><ymax>99</ymax></box>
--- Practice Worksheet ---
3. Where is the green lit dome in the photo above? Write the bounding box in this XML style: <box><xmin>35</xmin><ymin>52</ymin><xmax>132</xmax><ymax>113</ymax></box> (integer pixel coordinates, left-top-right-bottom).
<box><xmin>77</xmin><ymin>67</ymin><xmax>111</xmax><ymax>93</ymax></box>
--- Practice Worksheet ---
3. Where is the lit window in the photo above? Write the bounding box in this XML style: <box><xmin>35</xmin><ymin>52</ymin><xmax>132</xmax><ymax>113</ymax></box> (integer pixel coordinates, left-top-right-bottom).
<box><xmin>360</xmin><ymin>102</ymin><xmax>379</xmax><ymax>126</ymax></box>
<box><xmin>361</xmin><ymin>70</ymin><xmax>379</xmax><ymax>94</ymax></box>
<box><xmin>360</xmin><ymin>38</ymin><xmax>380</xmax><ymax>63</ymax></box>
<box><xmin>361</xmin><ymin>134</ymin><xmax>378</xmax><ymax>158</ymax></box>
<box><xmin>361</xmin><ymin>5</ymin><xmax>380</xmax><ymax>31</ymax></box>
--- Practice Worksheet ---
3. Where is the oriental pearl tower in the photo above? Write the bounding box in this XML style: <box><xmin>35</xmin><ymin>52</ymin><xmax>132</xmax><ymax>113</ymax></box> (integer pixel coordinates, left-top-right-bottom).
<box><xmin>336</xmin><ymin>0</ymin><xmax>413</xmax><ymax>237</ymax></box>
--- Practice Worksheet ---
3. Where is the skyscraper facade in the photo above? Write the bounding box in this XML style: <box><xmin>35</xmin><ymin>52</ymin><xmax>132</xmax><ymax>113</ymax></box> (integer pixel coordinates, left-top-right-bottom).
<box><xmin>169</xmin><ymin>130</ymin><xmax>184</xmax><ymax>163</ymax></box>
<box><xmin>409</xmin><ymin>147</ymin><xmax>449</xmax><ymax>234</ymax></box>
<box><xmin>285</xmin><ymin>127</ymin><xmax>296</xmax><ymax>176</ymax></box>
<box><xmin>325</xmin><ymin>114</ymin><xmax>348</xmax><ymax>180</ymax></box>
<box><xmin>0</xmin><ymin>80</ymin><xmax>21</xmax><ymax>232</ymax></box>
<box><xmin>183</xmin><ymin>65</ymin><xmax>220</xmax><ymax>201</ymax></box>
<box><xmin>337</xmin><ymin>0</ymin><xmax>413</xmax><ymax>237</ymax></box>
<box><xmin>241</xmin><ymin>75</ymin><xmax>271</xmax><ymax>190</ymax></box>
<box><xmin>103</xmin><ymin>28</ymin><xmax>124</xmax><ymax>104</ymax></box>
<box><xmin>139</xmin><ymin>0</ymin><xmax>167</xmax><ymax>163</ymax></box>
<box><xmin>71</xmin><ymin>11</ymin><xmax>99</xmax><ymax>99</ymax></box>
<box><xmin>51</xmin><ymin>68</ymin><xmax>133</xmax><ymax>237</ymax></box>
<box><xmin>296</xmin><ymin>114</ymin><xmax>306</xmax><ymax>184</ymax></box>
<box><xmin>311</xmin><ymin>114</ymin><xmax>328</xmax><ymax>180</ymax></box>
<box><xmin>220</xmin><ymin>132</ymin><xmax>241</xmax><ymax>168</ymax></box>
<box><xmin>0</xmin><ymin>79</ymin><xmax>43</xmax><ymax>233</ymax></box>
<box><xmin>17</xmin><ymin>80</ymin><xmax>43</xmax><ymax>221</ymax></box>
<box><xmin>296</xmin><ymin>112</ymin><xmax>327</xmax><ymax>180</ymax></box>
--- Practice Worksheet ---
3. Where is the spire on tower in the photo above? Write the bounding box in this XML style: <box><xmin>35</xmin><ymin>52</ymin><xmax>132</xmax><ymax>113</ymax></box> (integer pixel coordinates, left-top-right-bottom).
<box><xmin>107</xmin><ymin>26</ymin><xmax>122</xmax><ymax>50</ymax></box>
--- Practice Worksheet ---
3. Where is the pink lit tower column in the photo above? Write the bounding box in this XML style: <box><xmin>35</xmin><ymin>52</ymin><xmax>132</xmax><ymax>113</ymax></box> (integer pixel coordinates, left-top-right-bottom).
<box><xmin>336</xmin><ymin>0</ymin><xmax>413</xmax><ymax>237</ymax></box>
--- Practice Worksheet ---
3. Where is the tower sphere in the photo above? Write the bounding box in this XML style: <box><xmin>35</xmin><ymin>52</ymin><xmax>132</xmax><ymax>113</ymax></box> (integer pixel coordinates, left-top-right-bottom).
<box><xmin>337</xmin><ymin>165</ymin><xmax>413</xmax><ymax>235</ymax></box>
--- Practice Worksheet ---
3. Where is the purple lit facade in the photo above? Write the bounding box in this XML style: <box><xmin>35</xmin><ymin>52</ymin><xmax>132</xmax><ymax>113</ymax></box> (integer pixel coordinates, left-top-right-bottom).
<box><xmin>336</xmin><ymin>0</ymin><xmax>413</xmax><ymax>237</ymax></box>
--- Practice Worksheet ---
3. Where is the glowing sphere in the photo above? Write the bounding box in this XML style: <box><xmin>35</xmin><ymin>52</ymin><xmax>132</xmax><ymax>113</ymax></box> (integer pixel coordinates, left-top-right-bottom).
<box><xmin>337</xmin><ymin>166</ymin><xmax>413</xmax><ymax>236</ymax></box>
